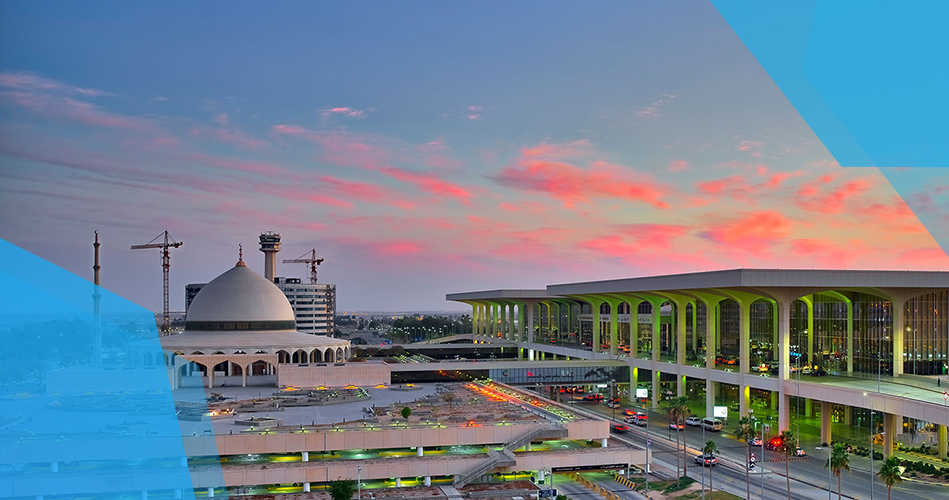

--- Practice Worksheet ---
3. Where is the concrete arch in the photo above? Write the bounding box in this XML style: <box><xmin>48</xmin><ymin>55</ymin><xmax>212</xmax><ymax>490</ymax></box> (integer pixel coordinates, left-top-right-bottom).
<box><xmin>336</xmin><ymin>347</ymin><xmax>344</xmax><ymax>361</ymax></box>
<box><xmin>325</xmin><ymin>348</ymin><xmax>335</xmax><ymax>363</ymax></box>
<box><xmin>310</xmin><ymin>349</ymin><xmax>323</xmax><ymax>363</ymax></box>
<box><xmin>291</xmin><ymin>349</ymin><xmax>308</xmax><ymax>363</ymax></box>
<box><xmin>276</xmin><ymin>350</ymin><xmax>290</xmax><ymax>364</ymax></box>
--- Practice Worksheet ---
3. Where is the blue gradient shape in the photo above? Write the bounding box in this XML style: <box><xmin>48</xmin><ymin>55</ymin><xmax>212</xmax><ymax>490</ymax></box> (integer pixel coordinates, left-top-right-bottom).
<box><xmin>712</xmin><ymin>1</ymin><xmax>949</xmax><ymax>255</ymax></box>
<box><xmin>711</xmin><ymin>1</ymin><xmax>948</xmax><ymax>169</ymax></box>
<box><xmin>0</xmin><ymin>238</ymin><xmax>225</xmax><ymax>499</ymax></box>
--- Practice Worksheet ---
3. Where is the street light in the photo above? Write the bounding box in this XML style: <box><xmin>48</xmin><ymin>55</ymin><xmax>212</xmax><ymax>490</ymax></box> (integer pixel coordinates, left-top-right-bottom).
<box><xmin>864</xmin><ymin>391</ymin><xmax>876</xmax><ymax>500</ymax></box>
<box><xmin>357</xmin><ymin>466</ymin><xmax>362</xmax><ymax>500</ymax></box>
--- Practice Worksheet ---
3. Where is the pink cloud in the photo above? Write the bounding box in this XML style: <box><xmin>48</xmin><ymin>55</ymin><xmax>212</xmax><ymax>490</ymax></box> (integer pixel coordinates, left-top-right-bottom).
<box><xmin>668</xmin><ymin>159</ymin><xmax>690</xmax><ymax>172</ymax></box>
<box><xmin>319</xmin><ymin>107</ymin><xmax>370</xmax><ymax>119</ymax></box>
<box><xmin>521</xmin><ymin>140</ymin><xmax>592</xmax><ymax>159</ymax></box>
<box><xmin>700</xmin><ymin>211</ymin><xmax>793</xmax><ymax>256</ymax></box>
<box><xmin>790</xmin><ymin>239</ymin><xmax>865</xmax><ymax>268</ymax></box>
<box><xmin>619</xmin><ymin>223</ymin><xmax>691</xmax><ymax>250</ymax></box>
<box><xmin>377</xmin><ymin>167</ymin><xmax>472</xmax><ymax>203</ymax></box>
<box><xmin>494</xmin><ymin>155</ymin><xmax>669</xmax><ymax>209</ymax></box>
<box><xmin>189</xmin><ymin>126</ymin><xmax>267</xmax><ymax>149</ymax></box>
<box><xmin>0</xmin><ymin>71</ymin><xmax>109</xmax><ymax>96</ymax></box>
<box><xmin>795</xmin><ymin>177</ymin><xmax>873</xmax><ymax>213</ymax></box>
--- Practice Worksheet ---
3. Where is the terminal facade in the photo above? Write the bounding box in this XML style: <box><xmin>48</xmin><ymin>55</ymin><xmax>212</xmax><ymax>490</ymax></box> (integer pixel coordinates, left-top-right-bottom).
<box><xmin>448</xmin><ymin>269</ymin><xmax>949</xmax><ymax>459</ymax></box>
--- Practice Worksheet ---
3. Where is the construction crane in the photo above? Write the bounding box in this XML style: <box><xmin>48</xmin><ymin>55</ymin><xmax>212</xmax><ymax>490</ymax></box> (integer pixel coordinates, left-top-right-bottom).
<box><xmin>131</xmin><ymin>230</ymin><xmax>183</xmax><ymax>334</ymax></box>
<box><xmin>282</xmin><ymin>249</ymin><xmax>324</xmax><ymax>284</ymax></box>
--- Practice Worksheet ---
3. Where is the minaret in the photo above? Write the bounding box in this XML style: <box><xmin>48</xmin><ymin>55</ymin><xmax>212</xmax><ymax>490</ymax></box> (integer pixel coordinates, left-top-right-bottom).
<box><xmin>259</xmin><ymin>232</ymin><xmax>281</xmax><ymax>281</ymax></box>
<box><xmin>92</xmin><ymin>231</ymin><xmax>102</xmax><ymax>367</ymax></box>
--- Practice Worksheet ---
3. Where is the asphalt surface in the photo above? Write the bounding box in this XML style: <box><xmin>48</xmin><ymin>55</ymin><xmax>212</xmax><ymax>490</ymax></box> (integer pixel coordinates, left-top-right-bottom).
<box><xmin>559</xmin><ymin>393</ymin><xmax>949</xmax><ymax>500</ymax></box>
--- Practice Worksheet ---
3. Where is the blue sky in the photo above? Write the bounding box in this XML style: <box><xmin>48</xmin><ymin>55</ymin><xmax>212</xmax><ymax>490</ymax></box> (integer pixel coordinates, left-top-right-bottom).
<box><xmin>1</xmin><ymin>1</ymin><xmax>946</xmax><ymax>311</ymax></box>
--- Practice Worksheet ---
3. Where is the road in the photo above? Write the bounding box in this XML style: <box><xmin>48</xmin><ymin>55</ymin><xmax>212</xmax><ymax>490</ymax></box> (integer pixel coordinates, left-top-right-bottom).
<box><xmin>561</xmin><ymin>394</ymin><xmax>949</xmax><ymax>500</ymax></box>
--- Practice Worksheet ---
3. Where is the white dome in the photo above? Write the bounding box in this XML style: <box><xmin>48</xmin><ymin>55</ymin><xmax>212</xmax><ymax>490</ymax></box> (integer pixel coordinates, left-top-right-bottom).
<box><xmin>185</xmin><ymin>263</ymin><xmax>296</xmax><ymax>331</ymax></box>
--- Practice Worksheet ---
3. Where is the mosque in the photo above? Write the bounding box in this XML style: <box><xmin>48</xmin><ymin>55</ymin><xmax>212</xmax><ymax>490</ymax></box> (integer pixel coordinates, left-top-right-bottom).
<box><xmin>155</xmin><ymin>250</ymin><xmax>351</xmax><ymax>388</ymax></box>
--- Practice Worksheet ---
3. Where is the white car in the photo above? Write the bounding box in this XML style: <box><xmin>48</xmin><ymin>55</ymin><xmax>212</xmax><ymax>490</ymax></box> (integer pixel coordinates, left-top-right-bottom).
<box><xmin>685</xmin><ymin>416</ymin><xmax>702</xmax><ymax>427</ymax></box>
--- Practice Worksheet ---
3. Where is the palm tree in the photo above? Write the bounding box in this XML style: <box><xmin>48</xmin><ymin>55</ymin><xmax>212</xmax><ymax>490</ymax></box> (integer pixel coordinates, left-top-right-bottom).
<box><xmin>666</xmin><ymin>396</ymin><xmax>689</xmax><ymax>481</ymax></box>
<box><xmin>703</xmin><ymin>439</ymin><xmax>719</xmax><ymax>493</ymax></box>
<box><xmin>876</xmin><ymin>456</ymin><xmax>904</xmax><ymax>500</ymax></box>
<box><xmin>825</xmin><ymin>443</ymin><xmax>851</xmax><ymax>500</ymax></box>
<box><xmin>776</xmin><ymin>430</ymin><xmax>796</xmax><ymax>500</ymax></box>
<box><xmin>735</xmin><ymin>416</ymin><xmax>757</xmax><ymax>500</ymax></box>
<box><xmin>674</xmin><ymin>397</ymin><xmax>692</xmax><ymax>479</ymax></box>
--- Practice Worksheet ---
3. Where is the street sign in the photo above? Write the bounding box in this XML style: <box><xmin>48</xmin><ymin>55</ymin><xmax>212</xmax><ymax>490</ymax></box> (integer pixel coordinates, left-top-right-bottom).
<box><xmin>713</xmin><ymin>406</ymin><xmax>728</xmax><ymax>418</ymax></box>
<box><xmin>647</xmin><ymin>439</ymin><xmax>652</xmax><ymax>447</ymax></box>
<box><xmin>538</xmin><ymin>489</ymin><xmax>558</xmax><ymax>498</ymax></box>
<box><xmin>763</xmin><ymin>424</ymin><xmax>771</xmax><ymax>433</ymax></box>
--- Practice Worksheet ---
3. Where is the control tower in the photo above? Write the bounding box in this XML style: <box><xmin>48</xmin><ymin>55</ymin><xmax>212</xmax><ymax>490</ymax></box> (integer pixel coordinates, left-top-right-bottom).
<box><xmin>259</xmin><ymin>231</ymin><xmax>281</xmax><ymax>281</ymax></box>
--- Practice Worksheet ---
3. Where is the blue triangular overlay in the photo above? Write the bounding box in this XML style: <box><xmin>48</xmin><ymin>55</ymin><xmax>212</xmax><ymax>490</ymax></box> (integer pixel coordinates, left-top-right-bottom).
<box><xmin>0</xmin><ymin>238</ymin><xmax>225</xmax><ymax>499</ymax></box>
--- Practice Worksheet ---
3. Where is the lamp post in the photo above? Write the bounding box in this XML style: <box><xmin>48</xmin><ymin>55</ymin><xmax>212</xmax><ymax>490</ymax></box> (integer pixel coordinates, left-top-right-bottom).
<box><xmin>865</xmin><ymin>391</ymin><xmax>874</xmax><ymax>500</ymax></box>
<box><xmin>357</xmin><ymin>466</ymin><xmax>362</xmax><ymax>500</ymax></box>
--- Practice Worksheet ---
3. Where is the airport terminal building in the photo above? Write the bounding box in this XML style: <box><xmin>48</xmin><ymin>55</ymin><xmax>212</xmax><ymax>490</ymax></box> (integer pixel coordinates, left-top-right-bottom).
<box><xmin>448</xmin><ymin>269</ymin><xmax>949</xmax><ymax>459</ymax></box>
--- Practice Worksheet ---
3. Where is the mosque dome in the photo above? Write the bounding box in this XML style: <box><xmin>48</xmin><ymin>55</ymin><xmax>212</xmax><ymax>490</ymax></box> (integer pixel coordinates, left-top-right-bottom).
<box><xmin>185</xmin><ymin>262</ymin><xmax>296</xmax><ymax>332</ymax></box>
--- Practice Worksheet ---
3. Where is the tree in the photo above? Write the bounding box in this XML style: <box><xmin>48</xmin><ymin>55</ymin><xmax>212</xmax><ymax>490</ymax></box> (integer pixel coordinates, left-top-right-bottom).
<box><xmin>329</xmin><ymin>479</ymin><xmax>355</xmax><ymax>500</ymax></box>
<box><xmin>666</xmin><ymin>396</ymin><xmax>690</xmax><ymax>481</ymax></box>
<box><xmin>401</xmin><ymin>406</ymin><xmax>412</xmax><ymax>419</ymax></box>
<box><xmin>776</xmin><ymin>430</ymin><xmax>796</xmax><ymax>500</ymax></box>
<box><xmin>735</xmin><ymin>416</ymin><xmax>757</xmax><ymax>500</ymax></box>
<box><xmin>442</xmin><ymin>391</ymin><xmax>456</xmax><ymax>411</ymax></box>
<box><xmin>703</xmin><ymin>439</ymin><xmax>719</xmax><ymax>493</ymax></box>
<box><xmin>876</xmin><ymin>456</ymin><xmax>903</xmax><ymax>500</ymax></box>
<box><xmin>825</xmin><ymin>443</ymin><xmax>851</xmax><ymax>500</ymax></box>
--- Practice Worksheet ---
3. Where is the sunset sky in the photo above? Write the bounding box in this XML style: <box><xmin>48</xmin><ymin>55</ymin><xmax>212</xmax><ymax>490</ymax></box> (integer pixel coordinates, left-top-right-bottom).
<box><xmin>2</xmin><ymin>1</ymin><xmax>948</xmax><ymax>312</ymax></box>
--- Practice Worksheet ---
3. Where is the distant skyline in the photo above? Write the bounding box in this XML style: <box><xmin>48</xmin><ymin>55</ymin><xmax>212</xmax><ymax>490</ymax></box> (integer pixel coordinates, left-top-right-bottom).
<box><xmin>2</xmin><ymin>1</ymin><xmax>948</xmax><ymax>312</ymax></box>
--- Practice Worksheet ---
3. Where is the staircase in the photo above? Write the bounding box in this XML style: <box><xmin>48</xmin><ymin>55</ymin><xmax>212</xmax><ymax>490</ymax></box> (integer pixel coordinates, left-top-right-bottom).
<box><xmin>453</xmin><ymin>424</ymin><xmax>567</xmax><ymax>487</ymax></box>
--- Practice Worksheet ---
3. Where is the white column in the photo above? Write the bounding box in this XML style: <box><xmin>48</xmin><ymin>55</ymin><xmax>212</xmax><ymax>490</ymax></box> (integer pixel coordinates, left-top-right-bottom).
<box><xmin>527</xmin><ymin>303</ymin><xmax>535</xmax><ymax>343</ymax></box>
<box><xmin>739</xmin><ymin>301</ymin><xmax>750</xmax><ymax>375</ymax></box>
<box><xmin>651</xmin><ymin>304</ymin><xmax>661</xmax><ymax>363</ymax></box>
<box><xmin>652</xmin><ymin>370</ymin><xmax>659</xmax><ymax>410</ymax></box>
<box><xmin>302</xmin><ymin>451</ymin><xmax>309</xmax><ymax>462</ymax></box>
<box><xmin>395</xmin><ymin>478</ymin><xmax>402</xmax><ymax>487</ymax></box>
<box><xmin>424</xmin><ymin>476</ymin><xmax>432</xmax><ymax>486</ymax></box>
<box><xmin>304</xmin><ymin>483</ymin><xmax>311</xmax><ymax>493</ymax></box>
<box><xmin>417</xmin><ymin>446</ymin><xmax>424</xmax><ymax>457</ymax></box>
<box><xmin>601</xmin><ymin>438</ymin><xmax>608</xmax><ymax>447</ymax></box>
<box><xmin>207</xmin><ymin>488</ymin><xmax>215</xmax><ymax>498</ymax></box>
<box><xmin>820</xmin><ymin>401</ymin><xmax>832</xmax><ymax>444</ymax></box>
<box><xmin>180</xmin><ymin>456</ymin><xmax>187</xmax><ymax>467</ymax></box>
<box><xmin>779</xmin><ymin>300</ymin><xmax>791</xmax><ymax>380</ymax></box>
<box><xmin>500</xmin><ymin>304</ymin><xmax>508</xmax><ymax>340</ymax></box>
<box><xmin>50</xmin><ymin>462</ymin><xmax>58</xmax><ymax>473</ymax></box>
<box><xmin>892</xmin><ymin>298</ymin><xmax>905</xmax><ymax>377</ymax></box>
<box><xmin>676</xmin><ymin>302</ymin><xmax>686</xmax><ymax>365</ymax></box>
<box><xmin>705</xmin><ymin>380</ymin><xmax>715</xmax><ymax>418</ymax></box>
<box><xmin>846</xmin><ymin>301</ymin><xmax>854</xmax><ymax>374</ymax></box>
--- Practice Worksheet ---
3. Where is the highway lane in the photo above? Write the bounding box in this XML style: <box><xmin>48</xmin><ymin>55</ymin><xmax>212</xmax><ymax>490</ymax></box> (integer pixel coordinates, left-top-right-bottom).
<box><xmin>567</xmin><ymin>395</ymin><xmax>949</xmax><ymax>500</ymax></box>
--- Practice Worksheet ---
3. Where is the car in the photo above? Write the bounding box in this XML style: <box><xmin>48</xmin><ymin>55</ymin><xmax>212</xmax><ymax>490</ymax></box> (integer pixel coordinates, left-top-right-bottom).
<box><xmin>795</xmin><ymin>447</ymin><xmax>806</xmax><ymax>457</ymax></box>
<box><xmin>801</xmin><ymin>366</ymin><xmax>814</xmax><ymax>375</ymax></box>
<box><xmin>583</xmin><ymin>393</ymin><xmax>604</xmax><ymax>402</ymax></box>
<box><xmin>575</xmin><ymin>387</ymin><xmax>586</xmax><ymax>394</ymax></box>
<box><xmin>685</xmin><ymin>416</ymin><xmax>702</xmax><ymax>427</ymax></box>
<box><xmin>750</xmin><ymin>437</ymin><xmax>763</xmax><ymax>446</ymax></box>
<box><xmin>624</xmin><ymin>409</ymin><xmax>639</xmax><ymax>416</ymax></box>
<box><xmin>810</xmin><ymin>367</ymin><xmax>828</xmax><ymax>377</ymax></box>
<box><xmin>610</xmin><ymin>423</ymin><xmax>630</xmax><ymax>434</ymax></box>
<box><xmin>626</xmin><ymin>413</ymin><xmax>648</xmax><ymax>426</ymax></box>
<box><xmin>669</xmin><ymin>422</ymin><xmax>685</xmax><ymax>431</ymax></box>
<box><xmin>695</xmin><ymin>454</ymin><xmax>718</xmax><ymax>466</ymax></box>
<box><xmin>766</xmin><ymin>436</ymin><xmax>784</xmax><ymax>451</ymax></box>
